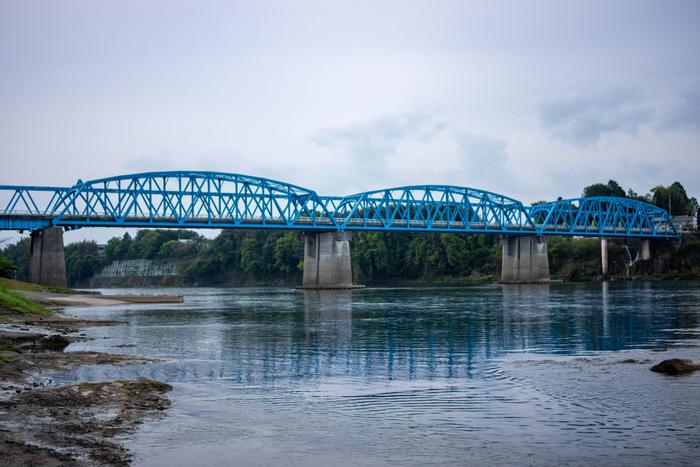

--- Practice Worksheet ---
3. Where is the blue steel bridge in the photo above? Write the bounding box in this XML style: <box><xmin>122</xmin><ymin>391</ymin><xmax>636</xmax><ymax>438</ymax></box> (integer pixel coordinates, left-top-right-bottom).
<box><xmin>0</xmin><ymin>171</ymin><xmax>678</xmax><ymax>237</ymax></box>
<box><xmin>0</xmin><ymin>171</ymin><xmax>678</xmax><ymax>288</ymax></box>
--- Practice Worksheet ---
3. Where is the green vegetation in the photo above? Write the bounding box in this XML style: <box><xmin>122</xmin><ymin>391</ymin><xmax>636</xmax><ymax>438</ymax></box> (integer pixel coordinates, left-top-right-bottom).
<box><xmin>64</xmin><ymin>240</ymin><xmax>107</xmax><ymax>287</ymax></box>
<box><xmin>0</xmin><ymin>286</ymin><xmax>52</xmax><ymax>316</ymax></box>
<box><xmin>650</xmin><ymin>182</ymin><xmax>698</xmax><ymax>216</ymax></box>
<box><xmin>2</xmin><ymin>238</ymin><xmax>29</xmax><ymax>279</ymax></box>
<box><xmin>352</xmin><ymin>232</ymin><xmax>500</xmax><ymax>283</ymax></box>
<box><xmin>0</xmin><ymin>277</ymin><xmax>79</xmax><ymax>295</ymax></box>
<box><xmin>580</xmin><ymin>180</ymin><xmax>698</xmax><ymax>218</ymax></box>
<box><xmin>0</xmin><ymin>252</ymin><xmax>17</xmax><ymax>278</ymax></box>
<box><xmin>0</xmin><ymin>277</ymin><xmax>47</xmax><ymax>291</ymax></box>
<box><xmin>582</xmin><ymin>179</ymin><xmax>626</xmax><ymax>198</ymax></box>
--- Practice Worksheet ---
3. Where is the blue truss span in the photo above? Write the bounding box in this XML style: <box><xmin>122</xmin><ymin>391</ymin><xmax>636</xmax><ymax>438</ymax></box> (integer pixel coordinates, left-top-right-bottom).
<box><xmin>529</xmin><ymin>197</ymin><xmax>678</xmax><ymax>238</ymax></box>
<box><xmin>0</xmin><ymin>171</ymin><xmax>679</xmax><ymax>238</ymax></box>
<box><xmin>327</xmin><ymin>185</ymin><xmax>534</xmax><ymax>233</ymax></box>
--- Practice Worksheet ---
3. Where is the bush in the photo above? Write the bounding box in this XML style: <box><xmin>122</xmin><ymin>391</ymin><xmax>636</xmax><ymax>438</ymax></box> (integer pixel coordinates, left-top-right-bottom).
<box><xmin>0</xmin><ymin>254</ymin><xmax>17</xmax><ymax>279</ymax></box>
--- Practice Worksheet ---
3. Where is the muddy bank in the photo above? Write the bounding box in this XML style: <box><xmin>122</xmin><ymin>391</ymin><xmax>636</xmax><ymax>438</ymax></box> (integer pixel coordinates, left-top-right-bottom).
<box><xmin>0</xmin><ymin>307</ymin><xmax>124</xmax><ymax>329</ymax></box>
<box><xmin>0</xmin><ymin>333</ymin><xmax>152</xmax><ymax>384</ymax></box>
<box><xmin>0</xmin><ymin>308</ymin><xmax>171</xmax><ymax>465</ymax></box>
<box><xmin>0</xmin><ymin>378</ymin><xmax>172</xmax><ymax>466</ymax></box>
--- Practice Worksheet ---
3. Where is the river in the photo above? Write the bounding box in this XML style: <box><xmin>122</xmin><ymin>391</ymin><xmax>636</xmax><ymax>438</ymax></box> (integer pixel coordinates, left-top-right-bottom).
<box><xmin>53</xmin><ymin>282</ymin><xmax>700</xmax><ymax>466</ymax></box>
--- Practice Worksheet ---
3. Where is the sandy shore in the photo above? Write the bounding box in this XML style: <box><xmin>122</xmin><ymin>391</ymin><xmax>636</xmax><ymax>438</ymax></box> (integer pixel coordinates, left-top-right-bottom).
<box><xmin>18</xmin><ymin>290</ymin><xmax>185</xmax><ymax>307</ymax></box>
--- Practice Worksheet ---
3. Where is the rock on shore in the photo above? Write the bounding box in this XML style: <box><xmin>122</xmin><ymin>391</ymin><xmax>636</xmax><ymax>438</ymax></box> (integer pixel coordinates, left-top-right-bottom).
<box><xmin>650</xmin><ymin>358</ymin><xmax>700</xmax><ymax>375</ymax></box>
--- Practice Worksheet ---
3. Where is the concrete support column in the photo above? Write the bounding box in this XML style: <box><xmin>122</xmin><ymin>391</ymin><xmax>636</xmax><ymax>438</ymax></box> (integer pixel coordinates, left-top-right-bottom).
<box><xmin>500</xmin><ymin>235</ymin><xmax>550</xmax><ymax>283</ymax></box>
<box><xmin>641</xmin><ymin>239</ymin><xmax>651</xmax><ymax>261</ymax></box>
<box><xmin>600</xmin><ymin>237</ymin><xmax>608</xmax><ymax>276</ymax></box>
<box><xmin>28</xmin><ymin>227</ymin><xmax>67</xmax><ymax>287</ymax></box>
<box><xmin>301</xmin><ymin>232</ymin><xmax>361</xmax><ymax>289</ymax></box>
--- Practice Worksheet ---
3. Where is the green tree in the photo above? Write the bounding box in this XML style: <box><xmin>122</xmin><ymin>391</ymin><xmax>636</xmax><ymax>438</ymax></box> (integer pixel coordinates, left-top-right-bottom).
<box><xmin>651</xmin><ymin>182</ymin><xmax>694</xmax><ymax>215</ymax></box>
<box><xmin>353</xmin><ymin>233</ymin><xmax>390</xmax><ymax>280</ymax></box>
<box><xmin>134</xmin><ymin>230</ymin><xmax>164</xmax><ymax>259</ymax></box>
<box><xmin>64</xmin><ymin>240</ymin><xmax>105</xmax><ymax>286</ymax></box>
<box><xmin>582</xmin><ymin>180</ymin><xmax>626</xmax><ymax>198</ymax></box>
<box><xmin>2</xmin><ymin>237</ymin><xmax>30</xmax><ymax>280</ymax></box>
<box><xmin>240</xmin><ymin>237</ymin><xmax>263</xmax><ymax>277</ymax></box>
<box><xmin>182</xmin><ymin>243</ymin><xmax>222</xmax><ymax>284</ymax></box>
<box><xmin>274</xmin><ymin>232</ymin><xmax>302</xmax><ymax>277</ymax></box>
<box><xmin>0</xmin><ymin>253</ymin><xmax>17</xmax><ymax>278</ymax></box>
<box><xmin>104</xmin><ymin>232</ymin><xmax>134</xmax><ymax>262</ymax></box>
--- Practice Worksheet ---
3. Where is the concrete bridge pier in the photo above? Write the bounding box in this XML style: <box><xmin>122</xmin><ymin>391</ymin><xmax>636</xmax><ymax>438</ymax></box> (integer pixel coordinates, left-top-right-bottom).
<box><xmin>641</xmin><ymin>239</ymin><xmax>651</xmax><ymax>261</ymax></box>
<box><xmin>301</xmin><ymin>232</ymin><xmax>362</xmax><ymax>289</ymax></box>
<box><xmin>500</xmin><ymin>235</ymin><xmax>550</xmax><ymax>283</ymax></box>
<box><xmin>28</xmin><ymin>227</ymin><xmax>67</xmax><ymax>287</ymax></box>
<box><xmin>601</xmin><ymin>238</ymin><xmax>608</xmax><ymax>276</ymax></box>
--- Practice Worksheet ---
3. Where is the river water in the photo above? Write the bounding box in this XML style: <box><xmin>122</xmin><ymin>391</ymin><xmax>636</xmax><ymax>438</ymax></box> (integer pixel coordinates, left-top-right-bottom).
<box><xmin>56</xmin><ymin>282</ymin><xmax>700</xmax><ymax>466</ymax></box>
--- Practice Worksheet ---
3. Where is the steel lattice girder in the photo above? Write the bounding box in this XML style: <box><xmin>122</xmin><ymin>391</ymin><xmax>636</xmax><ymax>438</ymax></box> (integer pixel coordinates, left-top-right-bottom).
<box><xmin>0</xmin><ymin>172</ymin><xmax>680</xmax><ymax>239</ymax></box>
<box><xmin>328</xmin><ymin>185</ymin><xmax>535</xmax><ymax>233</ymax></box>
<box><xmin>529</xmin><ymin>197</ymin><xmax>678</xmax><ymax>238</ymax></box>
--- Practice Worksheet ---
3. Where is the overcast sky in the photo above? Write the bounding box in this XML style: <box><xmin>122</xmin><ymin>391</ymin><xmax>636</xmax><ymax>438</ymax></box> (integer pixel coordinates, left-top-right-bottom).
<box><xmin>1</xmin><ymin>0</ymin><xmax>699</xmax><ymax>244</ymax></box>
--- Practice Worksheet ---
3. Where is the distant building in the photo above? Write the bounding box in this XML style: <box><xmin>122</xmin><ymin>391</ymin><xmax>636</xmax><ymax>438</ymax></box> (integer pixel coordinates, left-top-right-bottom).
<box><xmin>96</xmin><ymin>244</ymin><xmax>106</xmax><ymax>257</ymax></box>
<box><xmin>672</xmin><ymin>215</ymin><xmax>698</xmax><ymax>232</ymax></box>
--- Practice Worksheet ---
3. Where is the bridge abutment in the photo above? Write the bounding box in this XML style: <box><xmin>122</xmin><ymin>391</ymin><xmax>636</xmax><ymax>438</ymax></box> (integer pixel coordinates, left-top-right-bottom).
<box><xmin>28</xmin><ymin>227</ymin><xmax>67</xmax><ymax>287</ymax></box>
<box><xmin>301</xmin><ymin>232</ymin><xmax>361</xmax><ymax>289</ymax></box>
<box><xmin>501</xmin><ymin>235</ymin><xmax>550</xmax><ymax>283</ymax></box>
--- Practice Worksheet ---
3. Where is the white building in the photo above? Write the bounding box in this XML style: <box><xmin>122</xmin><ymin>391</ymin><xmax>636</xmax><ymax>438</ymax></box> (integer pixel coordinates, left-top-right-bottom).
<box><xmin>672</xmin><ymin>214</ymin><xmax>698</xmax><ymax>232</ymax></box>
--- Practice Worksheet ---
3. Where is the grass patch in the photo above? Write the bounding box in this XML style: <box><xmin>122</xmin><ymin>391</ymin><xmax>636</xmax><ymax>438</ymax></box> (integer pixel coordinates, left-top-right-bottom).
<box><xmin>0</xmin><ymin>286</ymin><xmax>52</xmax><ymax>316</ymax></box>
<box><xmin>46</xmin><ymin>285</ymin><xmax>82</xmax><ymax>294</ymax></box>
<box><xmin>0</xmin><ymin>277</ymin><xmax>46</xmax><ymax>291</ymax></box>
<box><xmin>0</xmin><ymin>277</ymin><xmax>96</xmax><ymax>295</ymax></box>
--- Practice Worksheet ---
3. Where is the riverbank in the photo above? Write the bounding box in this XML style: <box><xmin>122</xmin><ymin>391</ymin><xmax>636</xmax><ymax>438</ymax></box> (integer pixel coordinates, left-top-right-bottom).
<box><xmin>0</xmin><ymin>281</ymin><xmax>175</xmax><ymax>465</ymax></box>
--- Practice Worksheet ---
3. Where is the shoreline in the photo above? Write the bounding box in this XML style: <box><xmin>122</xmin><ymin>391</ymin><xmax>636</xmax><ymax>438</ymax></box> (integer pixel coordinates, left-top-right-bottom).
<box><xmin>0</xmin><ymin>288</ymin><xmax>175</xmax><ymax>466</ymax></box>
<box><xmin>78</xmin><ymin>275</ymin><xmax>700</xmax><ymax>290</ymax></box>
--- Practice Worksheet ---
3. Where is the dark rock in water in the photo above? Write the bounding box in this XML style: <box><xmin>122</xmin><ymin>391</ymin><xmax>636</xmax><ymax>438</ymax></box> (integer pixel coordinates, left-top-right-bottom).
<box><xmin>38</xmin><ymin>335</ymin><xmax>70</xmax><ymax>351</ymax></box>
<box><xmin>650</xmin><ymin>359</ymin><xmax>700</xmax><ymax>375</ymax></box>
